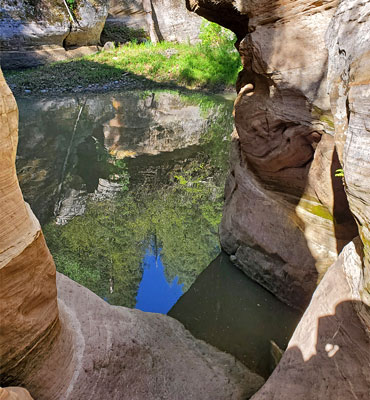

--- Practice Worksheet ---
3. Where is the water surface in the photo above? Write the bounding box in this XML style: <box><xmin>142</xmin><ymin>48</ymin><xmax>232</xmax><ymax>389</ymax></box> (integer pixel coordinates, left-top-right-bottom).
<box><xmin>16</xmin><ymin>89</ymin><xmax>301</xmax><ymax>377</ymax></box>
<box><xmin>16</xmin><ymin>89</ymin><xmax>234</xmax><ymax>309</ymax></box>
<box><xmin>169</xmin><ymin>252</ymin><xmax>301</xmax><ymax>378</ymax></box>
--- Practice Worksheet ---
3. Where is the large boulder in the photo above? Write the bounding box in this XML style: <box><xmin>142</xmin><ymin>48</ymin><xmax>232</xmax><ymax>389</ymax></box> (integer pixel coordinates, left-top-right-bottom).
<box><xmin>0</xmin><ymin>0</ymin><xmax>109</xmax><ymax>69</ymax></box>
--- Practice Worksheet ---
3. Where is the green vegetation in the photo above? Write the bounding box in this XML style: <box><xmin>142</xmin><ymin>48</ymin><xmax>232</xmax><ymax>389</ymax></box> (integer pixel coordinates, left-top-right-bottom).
<box><xmin>66</xmin><ymin>0</ymin><xmax>76</xmax><ymax>11</ymax></box>
<box><xmin>299</xmin><ymin>200</ymin><xmax>334</xmax><ymax>221</ymax></box>
<box><xmin>335</xmin><ymin>168</ymin><xmax>344</xmax><ymax>177</ymax></box>
<box><xmin>4</xmin><ymin>20</ymin><xmax>241</xmax><ymax>94</ymax></box>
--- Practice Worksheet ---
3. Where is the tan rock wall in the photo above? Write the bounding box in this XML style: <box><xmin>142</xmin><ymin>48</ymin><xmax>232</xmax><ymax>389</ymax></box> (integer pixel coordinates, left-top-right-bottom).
<box><xmin>0</xmin><ymin>0</ymin><xmax>108</xmax><ymax>69</ymax></box>
<box><xmin>326</xmin><ymin>0</ymin><xmax>370</xmax><ymax>312</ymax></box>
<box><xmin>191</xmin><ymin>0</ymin><xmax>358</xmax><ymax>309</ymax></box>
<box><xmin>0</xmin><ymin>70</ymin><xmax>60</xmax><ymax>386</ymax></box>
<box><xmin>189</xmin><ymin>0</ymin><xmax>370</xmax><ymax>397</ymax></box>
<box><xmin>107</xmin><ymin>0</ymin><xmax>203</xmax><ymax>43</ymax></box>
<box><xmin>251</xmin><ymin>239</ymin><xmax>370</xmax><ymax>399</ymax></box>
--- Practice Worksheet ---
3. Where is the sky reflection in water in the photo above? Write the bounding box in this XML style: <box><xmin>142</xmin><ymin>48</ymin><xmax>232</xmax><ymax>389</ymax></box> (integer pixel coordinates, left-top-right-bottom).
<box><xmin>136</xmin><ymin>247</ymin><xmax>184</xmax><ymax>313</ymax></box>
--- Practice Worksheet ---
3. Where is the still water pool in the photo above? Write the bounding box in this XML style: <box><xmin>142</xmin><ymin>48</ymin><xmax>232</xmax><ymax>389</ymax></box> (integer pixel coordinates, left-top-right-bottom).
<box><xmin>16</xmin><ymin>89</ymin><xmax>233</xmax><ymax>310</ymax></box>
<box><xmin>16</xmin><ymin>89</ymin><xmax>301</xmax><ymax>377</ymax></box>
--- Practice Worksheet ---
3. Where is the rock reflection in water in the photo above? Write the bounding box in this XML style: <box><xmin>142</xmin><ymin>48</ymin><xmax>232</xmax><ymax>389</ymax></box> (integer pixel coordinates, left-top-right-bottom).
<box><xmin>16</xmin><ymin>89</ymin><xmax>234</xmax><ymax>309</ymax></box>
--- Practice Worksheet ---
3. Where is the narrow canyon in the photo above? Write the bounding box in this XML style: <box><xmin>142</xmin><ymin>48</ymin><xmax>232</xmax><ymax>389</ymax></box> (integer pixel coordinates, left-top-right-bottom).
<box><xmin>0</xmin><ymin>0</ymin><xmax>369</xmax><ymax>399</ymax></box>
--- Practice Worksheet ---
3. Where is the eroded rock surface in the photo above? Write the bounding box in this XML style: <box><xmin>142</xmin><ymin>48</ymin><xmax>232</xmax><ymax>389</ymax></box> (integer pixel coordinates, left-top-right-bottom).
<box><xmin>189</xmin><ymin>0</ymin><xmax>359</xmax><ymax>309</ymax></box>
<box><xmin>189</xmin><ymin>0</ymin><xmax>370</xmax><ymax>398</ymax></box>
<box><xmin>326</xmin><ymin>0</ymin><xmax>370</xmax><ymax>312</ymax></box>
<box><xmin>51</xmin><ymin>273</ymin><xmax>264</xmax><ymax>400</ymax></box>
<box><xmin>0</xmin><ymin>0</ymin><xmax>108</xmax><ymax>69</ymax></box>
<box><xmin>0</xmin><ymin>70</ymin><xmax>60</xmax><ymax>387</ymax></box>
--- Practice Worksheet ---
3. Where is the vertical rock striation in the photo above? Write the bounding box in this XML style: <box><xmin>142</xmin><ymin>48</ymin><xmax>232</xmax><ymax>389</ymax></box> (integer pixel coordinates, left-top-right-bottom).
<box><xmin>0</xmin><ymin>0</ymin><xmax>109</xmax><ymax>69</ymax></box>
<box><xmin>107</xmin><ymin>0</ymin><xmax>203</xmax><ymax>43</ymax></box>
<box><xmin>326</xmin><ymin>0</ymin><xmax>370</xmax><ymax>316</ymax></box>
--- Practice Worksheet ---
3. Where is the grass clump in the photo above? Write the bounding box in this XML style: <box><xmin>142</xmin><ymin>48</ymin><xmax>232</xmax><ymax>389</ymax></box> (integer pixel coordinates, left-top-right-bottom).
<box><xmin>4</xmin><ymin>20</ymin><xmax>241</xmax><ymax>93</ymax></box>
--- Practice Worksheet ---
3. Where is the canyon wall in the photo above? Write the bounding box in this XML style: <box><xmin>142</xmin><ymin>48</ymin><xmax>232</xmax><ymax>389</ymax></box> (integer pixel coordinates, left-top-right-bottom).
<box><xmin>0</xmin><ymin>0</ymin><xmax>203</xmax><ymax>69</ymax></box>
<box><xmin>0</xmin><ymin>68</ymin><xmax>264</xmax><ymax>399</ymax></box>
<box><xmin>0</xmin><ymin>0</ymin><xmax>109</xmax><ymax>69</ymax></box>
<box><xmin>0</xmin><ymin>68</ymin><xmax>60</xmax><ymax>388</ymax></box>
<box><xmin>191</xmin><ymin>0</ymin><xmax>361</xmax><ymax>310</ymax></box>
<box><xmin>107</xmin><ymin>0</ymin><xmax>202</xmax><ymax>43</ymax></box>
<box><xmin>189</xmin><ymin>0</ymin><xmax>370</xmax><ymax>398</ymax></box>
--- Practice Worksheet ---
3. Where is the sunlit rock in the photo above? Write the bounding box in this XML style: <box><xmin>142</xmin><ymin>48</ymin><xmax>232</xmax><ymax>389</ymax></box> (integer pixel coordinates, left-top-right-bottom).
<box><xmin>0</xmin><ymin>0</ymin><xmax>109</xmax><ymax>69</ymax></box>
<box><xmin>107</xmin><ymin>0</ymin><xmax>202</xmax><ymax>43</ymax></box>
<box><xmin>0</xmin><ymin>387</ymin><xmax>33</xmax><ymax>400</ymax></box>
<box><xmin>191</xmin><ymin>0</ymin><xmax>359</xmax><ymax>309</ymax></box>
<box><xmin>251</xmin><ymin>239</ymin><xmax>370</xmax><ymax>399</ymax></box>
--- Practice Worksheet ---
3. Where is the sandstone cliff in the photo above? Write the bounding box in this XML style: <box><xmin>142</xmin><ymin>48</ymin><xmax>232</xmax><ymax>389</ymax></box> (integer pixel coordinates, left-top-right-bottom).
<box><xmin>188</xmin><ymin>0</ymin><xmax>370</xmax><ymax>397</ymax></box>
<box><xmin>191</xmin><ymin>0</ymin><xmax>362</xmax><ymax>310</ymax></box>
<box><xmin>0</xmin><ymin>0</ymin><xmax>109</xmax><ymax>69</ymax></box>
<box><xmin>0</xmin><ymin>67</ymin><xmax>263</xmax><ymax>399</ymax></box>
<box><xmin>107</xmin><ymin>0</ymin><xmax>202</xmax><ymax>43</ymax></box>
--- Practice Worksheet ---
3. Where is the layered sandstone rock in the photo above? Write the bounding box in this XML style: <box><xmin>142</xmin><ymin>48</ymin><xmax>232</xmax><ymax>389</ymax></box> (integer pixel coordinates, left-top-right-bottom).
<box><xmin>188</xmin><ymin>0</ymin><xmax>370</xmax><ymax>398</ymax></box>
<box><xmin>189</xmin><ymin>0</ymin><xmax>359</xmax><ymax>309</ymax></box>
<box><xmin>0</xmin><ymin>0</ymin><xmax>108</xmax><ymax>69</ymax></box>
<box><xmin>106</xmin><ymin>0</ymin><xmax>202</xmax><ymax>43</ymax></box>
<box><xmin>0</xmin><ymin>70</ymin><xmax>60</xmax><ymax>387</ymax></box>
<box><xmin>0</xmin><ymin>68</ymin><xmax>263</xmax><ymax>399</ymax></box>
<box><xmin>326</xmin><ymin>0</ymin><xmax>370</xmax><ymax>314</ymax></box>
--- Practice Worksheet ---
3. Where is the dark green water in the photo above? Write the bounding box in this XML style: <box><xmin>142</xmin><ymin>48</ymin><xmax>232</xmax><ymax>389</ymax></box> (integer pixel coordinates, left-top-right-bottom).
<box><xmin>16</xmin><ymin>89</ymin><xmax>301</xmax><ymax>377</ymax></box>
<box><xmin>169</xmin><ymin>252</ymin><xmax>301</xmax><ymax>378</ymax></box>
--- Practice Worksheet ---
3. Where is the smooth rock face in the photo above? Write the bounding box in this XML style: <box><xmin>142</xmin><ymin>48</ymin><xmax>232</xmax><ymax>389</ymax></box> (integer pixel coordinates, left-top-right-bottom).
<box><xmin>107</xmin><ymin>0</ymin><xmax>202</xmax><ymax>43</ymax></box>
<box><xmin>251</xmin><ymin>240</ymin><xmax>370</xmax><ymax>399</ymax></box>
<box><xmin>191</xmin><ymin>0</ymin><xmax>359</xmax><ymax>309</ymax></box>
<box><xmin>0</xmin><ymin>68</ymin><xmax>263</xmax><ymax>399</ymax></box>
<box><xmin>49</xmin><ymin>273</ymin><xmax>264</xmax><ymax>400</ymax></box>
<box><xmin>0</xmin><ymin>0</ymin><xmax>108</xmax><ymax>69</ymax></box>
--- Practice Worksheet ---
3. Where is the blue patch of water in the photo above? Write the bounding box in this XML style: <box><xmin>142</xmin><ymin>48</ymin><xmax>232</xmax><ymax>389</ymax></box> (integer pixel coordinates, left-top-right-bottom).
<box><xmin>135</xmin><ymin>247</ymin><xmax>184</xmax><ymax>314</ymax></box>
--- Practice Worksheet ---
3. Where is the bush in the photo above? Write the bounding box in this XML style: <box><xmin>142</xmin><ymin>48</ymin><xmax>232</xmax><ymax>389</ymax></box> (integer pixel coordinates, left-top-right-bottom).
<box><xmin>199</xmin><ymin>20</ymin><xmax>236</xmax><ymax>50</ymax></box>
